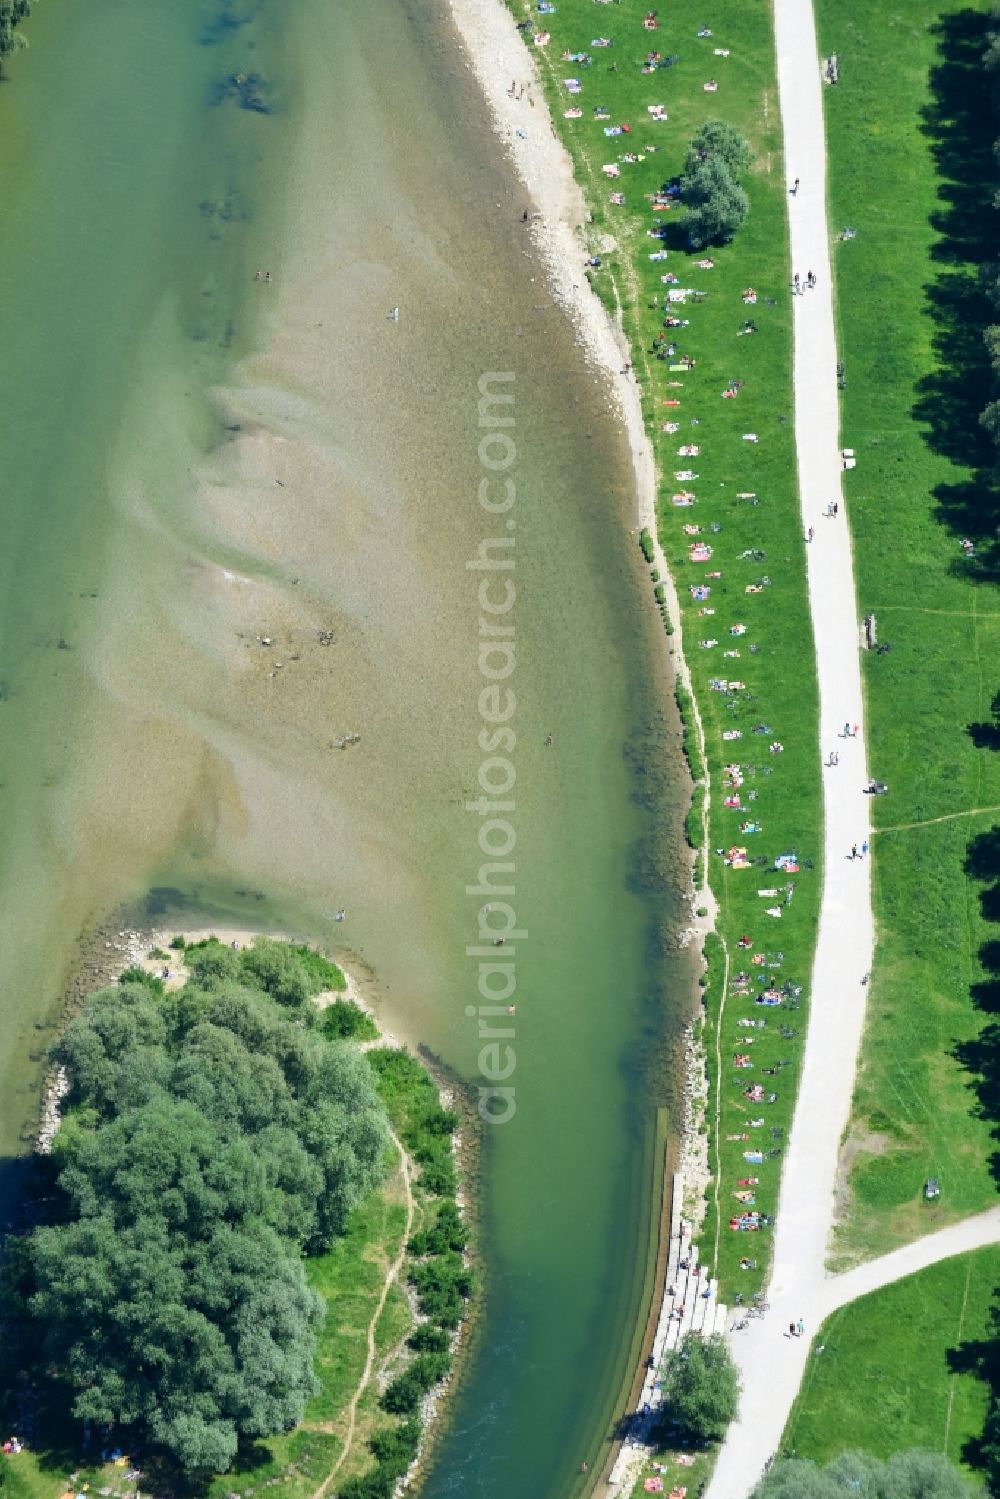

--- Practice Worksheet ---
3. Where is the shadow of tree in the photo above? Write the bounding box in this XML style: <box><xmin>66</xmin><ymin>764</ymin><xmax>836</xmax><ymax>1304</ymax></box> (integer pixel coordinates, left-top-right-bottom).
<box><xmin>912</xmin><ymin>8</ymin><xmax>1000</xmax><ymax>583</ymax></box>
<box><xmin>950</xmin><ymin>679</ymin><xmax>1000</xmax><ymax>1480</ymax></box>
<box><xmin>947</xmin><ymin>1294</ymin><xmax>1000</xmax><ymax>1476</ymax></box>
<box><xmin>952</xmin><ymin>823</ymin><xmax>1000</xmax><ymax>1184</ymax></box>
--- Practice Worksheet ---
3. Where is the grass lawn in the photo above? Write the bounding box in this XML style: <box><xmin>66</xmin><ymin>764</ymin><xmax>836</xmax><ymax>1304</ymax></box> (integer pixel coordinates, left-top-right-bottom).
<box><xmin>507</xmin><ymin>0</ymin><xmax>821</xmax><ymax>1299</ymax></box>
<box><xmin>784</xmin><ymin>1248</ymin><xmax>1000</xmax><ymax>1478</ymax></box>
<box><xmin>812</xmin><ymin>0</ymin><xmax>1000</xmax><ymax>1265</ymax></box>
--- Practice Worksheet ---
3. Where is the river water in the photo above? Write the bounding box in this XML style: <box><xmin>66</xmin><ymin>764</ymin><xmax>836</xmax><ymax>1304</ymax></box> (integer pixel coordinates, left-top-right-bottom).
<box><xmin>0</xmin><ymin>1</ymin><xmax>693</xmax><ymax>1492</ymax></box>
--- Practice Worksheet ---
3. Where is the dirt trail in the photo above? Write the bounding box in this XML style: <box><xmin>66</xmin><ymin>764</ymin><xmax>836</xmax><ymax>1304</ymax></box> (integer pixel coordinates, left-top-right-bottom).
<box><xmin>310</xmin><ymin>1126</ymin><xmax>415</xmax><ymax>1498</ymax></box>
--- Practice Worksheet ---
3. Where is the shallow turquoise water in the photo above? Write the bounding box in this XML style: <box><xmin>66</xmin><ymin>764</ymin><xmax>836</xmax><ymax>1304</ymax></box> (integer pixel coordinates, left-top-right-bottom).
<box><xmin>0</xmin><ymin>2</ymin><xmax>694</xmax><ymax>1493</ymax></box>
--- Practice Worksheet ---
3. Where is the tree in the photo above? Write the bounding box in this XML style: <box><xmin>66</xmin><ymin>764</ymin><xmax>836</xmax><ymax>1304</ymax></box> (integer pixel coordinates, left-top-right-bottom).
<box><xmin>29</xmin><ymin>1214</ymin><xmax>323</xmax><ymax>1473</ymax></box>
<box><xmin>681</xmin><ymin>156</ymin><xmax>750</xmax><ymax>249</ymax></box>
<box><xmin>684</xmin><ymin>118</ymin><xmax>755</xmax><ymax>177</ymax></box>
<box><xmin>751</xmin><ymin>1449</ymin><xmax>982</xmax><ymax>1499</ymax></box>
<box><xmin>678</xmin><ymin>119</ymin><xmax>753</xmax><ymax>249</ymax></box>
<box><xmin>663</xmin><ymin>1334</ymin><xmax>740</xmax><ymax>1442</ymax></box>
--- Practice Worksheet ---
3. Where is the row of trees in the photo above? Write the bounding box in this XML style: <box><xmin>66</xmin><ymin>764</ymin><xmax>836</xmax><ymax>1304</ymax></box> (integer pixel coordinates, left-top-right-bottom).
<box><xmin>980</xmin><ymin>6</ymin><xmax>1000</xmax><ymax>447</ymax></box>
<box><xmin>1</xmin><ymin>943</ymin><xmax>392</xmax><ymax>1475</ymax></box>
<box><xmin>752</xmin><ymin>1449</ymin><xmax>981</xmax><ymax>1498</ymax></box>
<box><xmin>681</xmin><ymin>120</ymin><xmax>755</xmax><ymax>249</ymax></box>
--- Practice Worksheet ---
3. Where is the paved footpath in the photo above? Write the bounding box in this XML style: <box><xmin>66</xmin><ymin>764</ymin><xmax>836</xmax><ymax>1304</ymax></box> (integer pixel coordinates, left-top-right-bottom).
<box><xmin>705</xmin><ymin>2</ymin><xmax>1000</xmax><ymax>1494</ymax></box>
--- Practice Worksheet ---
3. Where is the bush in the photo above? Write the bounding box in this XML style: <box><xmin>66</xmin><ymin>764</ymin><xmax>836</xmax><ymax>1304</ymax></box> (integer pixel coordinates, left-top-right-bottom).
<box><xmin>319</xmin><ymin>1000</ymin><xmax>378</xmax><ymax>1041</ymax></box>
<box><xmin>654</xmin><ymin>583</ymin><xmax>666</xmax><ymax>605</ymax></box>
<box><xmin>640</xmin><ymin>527</ymin><xmax>655</xmax><ymax>563</ymax></box>
<box><xmin>239</xmin><ymin>938</ymin><xmax>311</xmax><ymax>1007</ymax></box>
<box><xmin>380</xmin><ymin>1352</ymin><xmax>449</xmax><ymax>1414</ymax></box>
<box><xmin>338</xmin><ymin>1472</ymin><xmax>394</xmax><ymax>1499</ymax></box>
<box><xmin>290</xmin><ymin>943</ymin><xmax>346</xmax><ymax>993</ymax></box>
<box><xmin>408</xmin><ymin>1323</ymin><xmax>450</xmax><ymax>1353</ymax></box>
<box><xmin>408</xmin><ymin>1254</ymin><xmax>473</xmax><ymax>1328</ymax></box>
<box><xmin>117</xmin><ymin>966</ymin><xmax>165</xmax><ymax>994</ymax></box>
<box><xmin>368</xmin><ymin>1418</ymin><xmax>421</xmax><ymax>1474</ymax></box>
<box><xmin>408</xmin><ymin>1202</ymin><xmax>468</xmax><ymax>1256</ymax></box>
<box><xmin>186</xmin><ymin>941</ymin><xmax>241</xmax><ymax>987</ymax></box>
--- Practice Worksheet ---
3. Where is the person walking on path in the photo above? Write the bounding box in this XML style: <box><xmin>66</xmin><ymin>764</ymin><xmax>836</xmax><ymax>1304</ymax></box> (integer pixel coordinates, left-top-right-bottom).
<box><xmin>862</xmin><ymin>839</ymin><xmax>869</xmax><ymax>858</ymax></box>
<box><xmin>850</xmin><ymin>844</ymin><xmax>858</xmax><ymax>860</ymax></box>
<box><xmin>790</xmin><ymin>177</ymin><xmax>800</xmax><ymax>195</ymax></box>
<box><xmin>806</xmin><ymin>525</ymin><xmax>814</xmax><ymax>542</ymax></box>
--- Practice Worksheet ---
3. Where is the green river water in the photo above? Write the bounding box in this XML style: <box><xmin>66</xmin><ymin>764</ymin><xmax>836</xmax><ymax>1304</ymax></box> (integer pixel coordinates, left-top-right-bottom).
<box><xmin>0</xmin><ymin>2</ymin><xmax>694</xmax><ymax>1494</ymax></box>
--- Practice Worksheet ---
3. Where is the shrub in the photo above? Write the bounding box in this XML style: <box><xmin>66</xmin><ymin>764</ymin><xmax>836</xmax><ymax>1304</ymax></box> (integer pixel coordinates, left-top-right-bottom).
<box><xmin>319</xmin><ymin>1000</ymin><xmax>378</xmax><ymax>1041</ymax></box>
<box><xmin>407</xmin><ymin>1323</ymin><xmax>450</xmax><ymax>1353</ymax></box>
<box><xmin>640</xmin><ymin>527</ymin><xmax>655</xmax><ymax>563</ymax></box>
<box><xmin>239</xmin><ymin>938</ymin><xmax>311</xmax><ymax>1007</ymax></box>
<box><xmin>117</xmin><ymin>966</ymin><xmax>165</xmax><ymax>994</ymax></box>
<box><xmin>380</xmin><ymin>1353</ymin><xmax>449</xmax><ymax>1414</ymax></box>
<box><xmin>186</xmin><ymin>941</ymin><xmax>241</xmax><ymax>987</ymax></box>
<box><xmin>408</xmin><ymin>1254</ymin><xmax>473</xmax><ymax>1328</ymax></box>
<box><xmin>368</xmin><ymin>1418</ymin><xmax>421</xmax><ymax>1473</ymax></box>
<box><xmin>290</xmin><ymin>944</ymin><xmax>346</xmax><ymax>993</ymax></box>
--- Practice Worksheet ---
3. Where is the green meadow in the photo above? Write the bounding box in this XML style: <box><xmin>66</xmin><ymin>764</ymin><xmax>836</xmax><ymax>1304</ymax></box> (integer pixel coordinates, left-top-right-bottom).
<box><xmin>813</xmin><ymin>0</ymin><xmax>1000</xmax><ymax>1266</ymax></box>
<box><xmin>785</xmin><ymin>1249</ymin><xmax>1000</xmax><ymax>1475</ymax></box>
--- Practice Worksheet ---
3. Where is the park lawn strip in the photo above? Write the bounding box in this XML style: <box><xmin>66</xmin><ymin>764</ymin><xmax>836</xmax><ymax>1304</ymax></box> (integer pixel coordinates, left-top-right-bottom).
<box><xmin>813</xmin><ymin>0</ymin><xmax>1000</xmax><ymax>1264</ymax></box>
<box><xmin>783</xmin><ymin>1248</ymin><xmax>1000</xmax><ymax>1472</ymax></box>
<box><xmin>506</xmin><ymin>0</ymin><xmax>821</xmax><ymax>1299</ymax></box>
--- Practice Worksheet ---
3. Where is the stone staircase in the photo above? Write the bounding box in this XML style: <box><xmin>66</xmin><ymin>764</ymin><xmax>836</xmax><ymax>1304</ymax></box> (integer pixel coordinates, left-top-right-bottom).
<box><xmin>607</xmin><ymin>1174</ymin><xmax>727</xmax><ymax>1493</ymax></box>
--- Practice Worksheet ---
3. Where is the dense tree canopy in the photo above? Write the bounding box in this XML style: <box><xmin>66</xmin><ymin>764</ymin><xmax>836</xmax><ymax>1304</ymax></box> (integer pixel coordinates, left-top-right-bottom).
<box><xmin>751</xmin><ymin>1449</ymin><xmax>982</xmax><ymax>1498</ymax></box>
<box><xmin>980</xmin><ymin>8</ymin><xmax>1000</xmax><ymax>452</ymax></box>
<box><xmin>6</xmin><ymin>945</ymin><xmax>391</xmax><ymax>1474</ymax></box>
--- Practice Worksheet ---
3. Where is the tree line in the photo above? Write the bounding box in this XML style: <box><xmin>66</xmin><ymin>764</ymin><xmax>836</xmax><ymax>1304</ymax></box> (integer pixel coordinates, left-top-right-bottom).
<box><xmin>980</xmin><ymin>5</ymin><xmax>1000</xmax><ymax>450</ymax></box>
